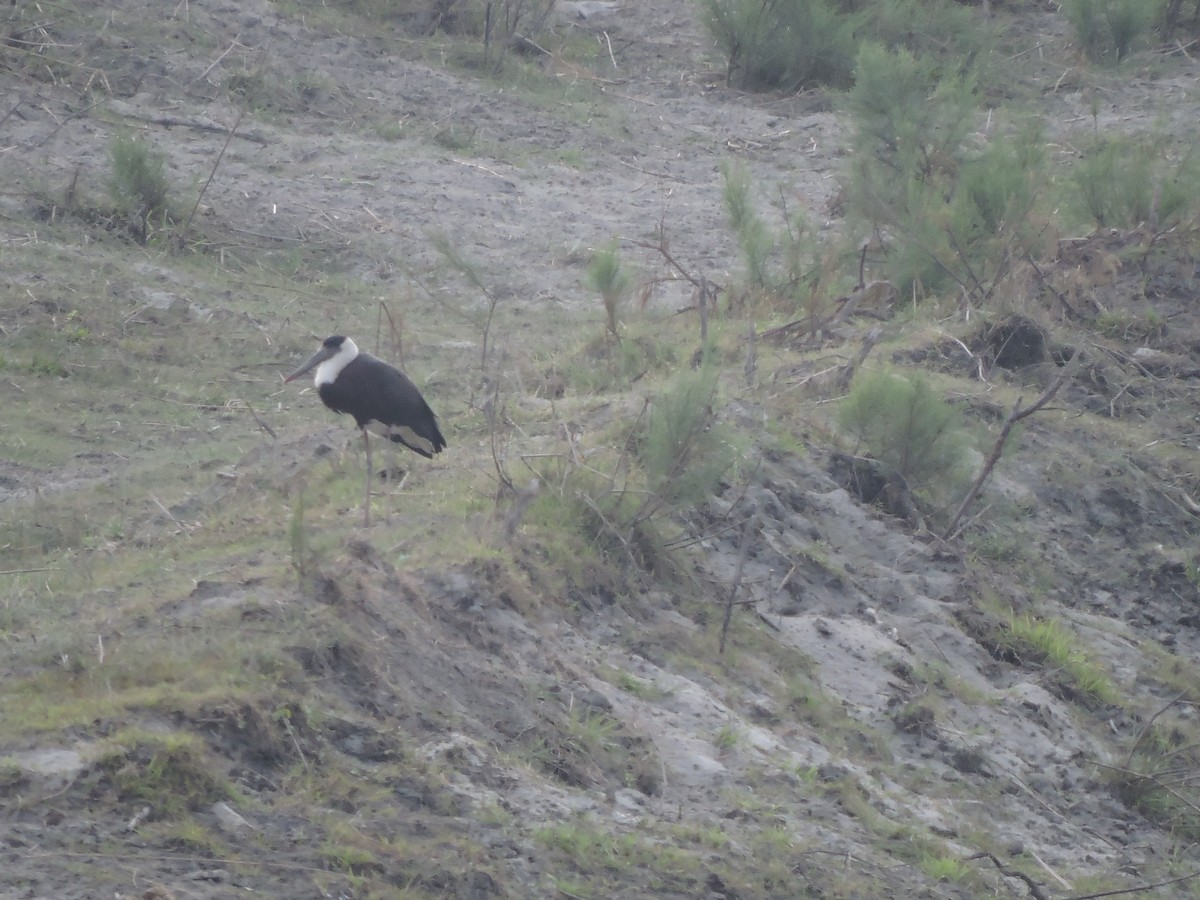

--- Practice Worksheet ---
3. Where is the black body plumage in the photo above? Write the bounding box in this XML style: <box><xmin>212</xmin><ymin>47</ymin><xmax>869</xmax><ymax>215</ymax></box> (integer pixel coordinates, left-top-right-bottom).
<box><xmin>285</xmin><ymin>335</ymin><xmax>445</xmax><ymax>525</ymax></box>
<box><xmin>316</xmin><ymin>352</ymin><xmax>446</xmax><ymax>458</ymax></box>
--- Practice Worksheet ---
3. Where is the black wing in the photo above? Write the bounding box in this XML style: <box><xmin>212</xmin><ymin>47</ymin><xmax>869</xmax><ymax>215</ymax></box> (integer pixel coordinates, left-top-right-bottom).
<box><xmin>331</xmin><ymin>354</ymin><xmax>446</xmax><ymax>458</ymax></box>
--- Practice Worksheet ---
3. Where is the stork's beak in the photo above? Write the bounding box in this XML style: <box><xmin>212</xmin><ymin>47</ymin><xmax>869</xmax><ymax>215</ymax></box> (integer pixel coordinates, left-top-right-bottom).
<box><xmin>283</xmin><ymin>345</ymin><xmax>336</xmax><ymax>383</ymax></box>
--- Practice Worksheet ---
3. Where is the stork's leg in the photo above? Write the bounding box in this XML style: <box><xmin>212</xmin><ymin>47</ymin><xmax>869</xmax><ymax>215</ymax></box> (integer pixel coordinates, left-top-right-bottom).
<box><xmin>383</xmin><ymin>438</ymin><xmax>409</xmax><ymax>525</ymax></box>
<box><xmin>384</xmin><ymin>438</ymin><xmax>395</xmax><ymax>525</ymax></box>
<box><xmin>361</xmin><ymin>427</ymin><xmax>372</xmax><ymax>527</ymax></box>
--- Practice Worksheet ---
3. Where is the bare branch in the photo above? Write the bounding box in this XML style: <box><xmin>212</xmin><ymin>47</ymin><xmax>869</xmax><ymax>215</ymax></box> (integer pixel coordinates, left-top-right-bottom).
<box><xmin>941</xmin><ymin>350</ymin><xmax>1084</xmax><ymax>542</ymax></box>
<box><xmin>719</xmin><ymin>514</ymin><xmax>758</xmax><ymax>654</ymax></box>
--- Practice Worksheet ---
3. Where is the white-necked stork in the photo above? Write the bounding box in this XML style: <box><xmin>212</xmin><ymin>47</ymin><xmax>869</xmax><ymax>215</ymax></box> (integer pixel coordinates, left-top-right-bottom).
<box><xmin>285</xmin><ymin>335</ymin><xmax>446</xmax><ymax>525</ymax></box>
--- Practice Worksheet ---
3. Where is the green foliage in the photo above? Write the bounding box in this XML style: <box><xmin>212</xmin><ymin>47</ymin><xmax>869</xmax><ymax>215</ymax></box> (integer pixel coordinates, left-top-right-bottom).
<box><xmin>561</xmin><ymin>331</ymin><xmax>679</xmax><ymax>394</ymax></box>
<box><xmin>721</xmin><ymin>160</ymin><xmax>773</xmax><ymax>290</ymax></box>
<box><xmin>857</xmin><ymin>0</ymin><xmax>990</xmax><ymax>74</ymax></box>
<box><xmin>844</xmin><ymin>45</ymin><xmax>1049</xmax><ymax>301</ymax></box>
<box><xmin>1111</xmin><ymin>713</ymin><xmax>1200</xmax><ymax>841</ymax></box>
<box><xmin>720</xmin><ymin>159</ymin><xmax>823</xmax><ymax>309</ymax></box>
<box><xmin>699</xmin><ymin>0</ymin><xmax>988</xmax><ymax>93</ymax></box>
<box><xmin>1070</xmin><ymin>134</ymin><xmax>1200</xmax><ymax>230</ymax></box>
<box><xmin>918</xmin><ymin>853</ymin><xmax>971</xmax><ymax>883</ymax></box>
<box><xmin>637</xmin><ymin>362</ymin><xmax>737</xmax><ymax>508</ymax></box>
<box><xmin>107</xmin><ymin>133</ymin><xmax>173</xmax><ymax>238</ymax></box>
<box><xmin>475</xmin><ymin>0</ymin><xmax>559</xmax><ymax>73</ymax></box>
<box><xmin>1094</xmin><ymin>308</ymin><xmax>1164</xmax><ymax>341</ymax></box>
<box><xmin>601</xmin><ymin>666</ymin><xmax>664</xmax><ymax>699</ymax></box>
<box><xmin>699</xmin><ymin>0</ymin><xmax>859</xmax><ymax>91</ymax></box>
<box><xmin>838</xmin><ymin>368</ymin><xmax>970</xmax><ymax>491</ymax></box>
<box><xmin>847</xmin><ymin>44</ymin><xmax>977</xmax><ymax>173</ymax></box>
<box><xmin>1002</xmin><ymin>613</ymin><xmax>1119</xmax><ymax>705</ymax></box>
<box><xmin>97</xmin><ymin>729</ymin><xmax>229</xmax><ymax>819</ymax></box>
<box><xmin>1066</xmin><ymin>0</ymin><xmax>1163</xmax><ymax>63</ymax></box>
<box><xmin>585</xmin><ymin>239</ymin><xmax>633</xmax><ymax>340</ymax></box>
<box><xmin>535</xmin><ymin>357</ymin><xmax>740</xmax><ymax>581</ymax></box>
<box><xmin>26</xmin><ymin>354</ymin><xmax>69</xmax><ymax>378</ymax></box>
<box><xmin>535</xmin><ymin>815</ymin><xmax>701</xmax><ymax>891</ymax></box>
<box><xmin>289</xmin><ymin>489</ymin><xmax>314</xmax><ymax>585</ymax></box>
<box><xmin>713</xmin><ymin>723</ymin><xmax>741</xmax><ymax>751</ymax></box>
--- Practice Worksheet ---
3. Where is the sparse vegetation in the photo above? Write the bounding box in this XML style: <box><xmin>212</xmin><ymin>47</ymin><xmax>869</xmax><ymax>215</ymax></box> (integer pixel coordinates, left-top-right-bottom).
<box><xmin>1066</xmin><ymin>0</ymin><xmax>1162</xmax><ymax>64</ymax></box>
<box><xmin>999</xmin><ymin>613</ymin><xmax>1120</xmax><ymax>706</ymax></box>
<box><xmin>107</xmin><ymin>133</ymin><xmax>174</xmax><ymax>242</ymax></box>
<box><xmin>844</xmin><ymin>44</ymin><xmax>1052</xmax><ymax>303</ymax></box>
<box><xmin>719</xmin><ymin>159</ymin><xmax>826</xmax><ymax>316</ymax></box>
<box><xmin>838</xmin><ymin>368</ymin><xmax>971</xmax><ymax>500</ymax></box>
<box><xmin>4</xmin><ymin>1</ymin><xmax>1200</xmax><ymax>897</ymax></box>
<box><xmin>699</xmin><ymin>0</ymin><xmax>858</xmax><ymax>91</ymax></box>
<box><xmin>919</xmin><ymin>853</ymin><xmax>972</xmax><ymax>883</ymax></box>
<box><xmin>1070</xmin><ymin>132</ymin><xmax>1200</xmax><ymax>229</ymax></box>
<box><xmin>1110</xmin><ymin>701</ymin><xmax>1200</xmax><ymax>841</ymax></box>
<box><xmin>95</xmin><ymin>729</ymin><xmax>231</xmax><ymax>819</ymax></box>
<box><xmin>585</xmin><ymin>238</ymin><xmax>634</xmax><ymax>341</ymax></box>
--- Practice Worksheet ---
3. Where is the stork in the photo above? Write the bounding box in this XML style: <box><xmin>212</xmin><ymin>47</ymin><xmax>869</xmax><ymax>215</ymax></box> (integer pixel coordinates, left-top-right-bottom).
<box><xmin>284</xmin><ymin>335</ymin><xmax>446</xmax><ymax>525</ymax></box>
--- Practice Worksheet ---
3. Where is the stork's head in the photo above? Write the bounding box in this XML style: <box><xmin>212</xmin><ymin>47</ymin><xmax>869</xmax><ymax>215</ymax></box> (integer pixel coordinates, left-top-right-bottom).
<box><xmin>284</xmin><ymin>335</ymin><xmax>359</xmax><ymax>386</ymax></box>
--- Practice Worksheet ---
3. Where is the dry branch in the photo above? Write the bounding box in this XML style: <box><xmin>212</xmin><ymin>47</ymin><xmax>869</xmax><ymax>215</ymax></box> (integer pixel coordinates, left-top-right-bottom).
<box><xmin>941</xmin><ymin>350</ymin><xmax>1083</xmax><ymax>542</ymax></box>
<box><xmin>719</xmin><ymin>514</ymin><xmax>757</xmax><ymax>654</ymax></box>
<box><xmin>965</xmin><ymin>851</ymin><xmax>1048</xmax><ymax>900</ymax></box>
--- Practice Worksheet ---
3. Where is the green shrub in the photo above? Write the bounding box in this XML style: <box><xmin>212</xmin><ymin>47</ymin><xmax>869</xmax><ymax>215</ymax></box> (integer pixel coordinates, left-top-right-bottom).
<box><xmin>844</xmin><ymin>45</ymin><xmax>1049</xmax><ymax>301</ymax></box>
<box><xmin>721</xmin><ymin>160</ymin><xmax>774</xmax><ymax>291</ymax></box>
<box><xmin>846</xmin><ymin>43</ymin><xmax>977</xmax><ymax>202</ymax></box>
<box><xmin>108</xmin><ymin>133</ymin><xmax>173</xmax><ymax>231</ymax></box>
<box><xmin>545</xmin><ymin>360</ymin><xmax>740</xmax><ymax>578</ymax></box>
<box><xmin>838</xmin><ymin>368</ymin><xmax>969</xmax><ymax>491</ymax></box>
<box><xmin>699</xmin><ymin>0</ymin><xmax>859</xmax><ymax>91</ymax></box>
<box><xmin>97</xmin><ymin>730</ymin><xmax>229</xmax><ymax>819</ymax></box>
<box><xmin>1066</xmin><ymin>0</ymin><xmax>1163</xmax><ymax>63</ymax></box>
<box><xmin>585</xmin><ymin>239</ymin><xmax>633</xmax><ymax>341</ymax></box>
<box><xmin>1070</xmin><ymin>134</ymin><xmax>1200</xmax><ymax>230</ymax></box>
<box><xmin>1112</xmin><ymin>713</ymin><xmax>1200</xmax><ymax>841</ymax></box>
<box><xmin>720</xmin><ymin>159</ymin><xmax>823</xmax><ymax>310</ymax></box>
<box><xmin>857</xmin><ymin>0</ymin><xmax>989</xmax><ymax>74</ymax></box>
<box><xmin>638</xmin><ymin>362</ymin><xmax>738</xmax><ymax>507</ymax></box>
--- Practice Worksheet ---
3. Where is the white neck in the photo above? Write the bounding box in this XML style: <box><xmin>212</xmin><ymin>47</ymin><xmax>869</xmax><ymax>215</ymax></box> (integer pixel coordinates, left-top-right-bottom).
<box><xmin>315</xmin><ymin>338</ymin><xmax>358</xmax><ymax>387</ymax></box>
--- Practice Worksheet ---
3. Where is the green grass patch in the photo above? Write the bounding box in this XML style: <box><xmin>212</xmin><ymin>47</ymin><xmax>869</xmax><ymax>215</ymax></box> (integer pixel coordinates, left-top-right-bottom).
<box><xmin>95</xmin><ymin>728</ymin><xmax>232</xmax><ymax>818</ymax></box>
<box><xmin>1000</xmin><ymin>613</ymin><xmax>1120</xmax><ymax>706</ymax></box>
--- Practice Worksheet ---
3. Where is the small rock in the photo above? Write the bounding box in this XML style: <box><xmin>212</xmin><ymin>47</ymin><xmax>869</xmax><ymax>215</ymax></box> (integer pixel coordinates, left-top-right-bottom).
<box><xmin>569</xmin><ymin>688</ymin><xmax>613</xmax><ymax>712</ymax></box>
<box><xmin>614</xmin><ymin>788</ymin><xmax>644</xmax><ymax>811</ymax></box>
<box><xmin>212</xmin><ymin>801</ymin><xmax>255</xmax><ymax>834</ymax></box>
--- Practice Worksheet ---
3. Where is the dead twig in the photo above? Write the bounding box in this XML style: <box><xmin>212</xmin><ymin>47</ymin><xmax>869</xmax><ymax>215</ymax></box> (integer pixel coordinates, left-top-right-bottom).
<box><xmin>177</xmin><ymin>86</ymin><xmax>251</xmax><ymax>247</ymax></box>
<box><xmin>1060</xmin><ymin>868</ymin><xmax>1200</xmax><ymax>899</ymax></box>
<box><xmin>195</xmin><ymin>35</ymin><xmax>245</xmax><ymax>84</ymax></box>
<box><xmin>719</xmin><ymin>514</ymin><xmax>757</xmax><ymax>654</ymax></box>
<box><xmin>149</xmin><ymin>492</ymin><xmax>184</xmax><ymax>529</ymax></box>
<box><xmin>616</xmin><ymin>157</ymin><xmax>687</xmax><ymax>183</ymax></box>
<box><xmin>1123</xmin><ymin>691</ymin><xmax>1190</xmax><ymax>769</ymax></box>
<box><xmin>941</xmin><ymin>350</ymin><xmax>1083</xmax><ymax>542</ymax></box>
<box><xmin>244</xmin><ymin>399</ymin><xmax>277</xmax><ymax>439</ymax></box>
<box><xmin>835</xmin><ymin>327</ymin><xmax>883</xmax><ymax>392</ymax></box>
<box><xmin>964</xmin><ymin>851</ymin><xmax>1048</xmax><ymax>900</ymax></box>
